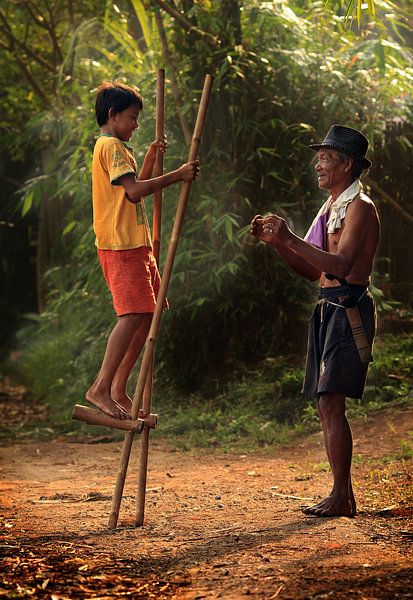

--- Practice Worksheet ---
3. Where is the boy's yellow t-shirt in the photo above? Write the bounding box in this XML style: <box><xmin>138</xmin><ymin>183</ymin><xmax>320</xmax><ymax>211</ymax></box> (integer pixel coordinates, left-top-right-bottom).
<box><xmin>92</xmin><ymin>134</ymin><xmax>152</xmax><ymax>250</ymax></box>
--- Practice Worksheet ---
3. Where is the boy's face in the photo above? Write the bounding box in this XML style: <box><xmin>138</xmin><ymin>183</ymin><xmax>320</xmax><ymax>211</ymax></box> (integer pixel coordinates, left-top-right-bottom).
<box><xmin>110</xmin><ymin>104</ymin><xmax>141</xmax><ymax>142</ymax></box>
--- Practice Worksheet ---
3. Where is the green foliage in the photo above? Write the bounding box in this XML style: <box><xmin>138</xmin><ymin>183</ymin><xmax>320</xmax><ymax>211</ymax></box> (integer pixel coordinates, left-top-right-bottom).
<box><xmin>158</xmin><ymin>401</ymin><xmax>292</xmax><ymax>453</ymax></box>
<box><xmin>157</xmin><ymin>332</ymin><xmax>412</xmax><ymax>451</ymax></box>
<box><xmin>346</xmin><ymin>334</ymin><xmax>413</xmax><ymax>418</ymax></box>
<box><xmin>6</xmin><ymin>327</ymin><xmax>412</xmax><ymax>450</ymax></box>
<box><xmin>397</xmin><ymin>438</ymin><xmax>413</xmax><ymax>460</ymax></box>
<box><xmin>15</xmin><ymin>285</ymin><xmax>114</xmax><ymax>424</ymax></box>
<box><xmin>3</xmin><ymin>0</ymin><xmax>413</xmax><ymax>402</ymax></box>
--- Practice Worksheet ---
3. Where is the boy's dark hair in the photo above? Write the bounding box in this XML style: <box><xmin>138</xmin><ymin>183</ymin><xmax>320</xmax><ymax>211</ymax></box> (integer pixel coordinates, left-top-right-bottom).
<box><xmin>95</xmin><ymin>81</ymin><xmax>143</xmax><ymax>126</ymax></box>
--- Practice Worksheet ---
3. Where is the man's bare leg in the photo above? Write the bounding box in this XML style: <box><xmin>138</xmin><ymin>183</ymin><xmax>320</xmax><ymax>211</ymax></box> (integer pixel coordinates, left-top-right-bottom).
<box><xmin>111</xmin><ymin>313</ymin><xmax>152</xmax><ymax>413</ymax></box>
<box><xmin>303</xmin><ymin>392</ymin><xmax>354</xmax><ymax>517</ymax></box>
<box><xmin>308</xmin><ymin>396</ymin><xmax>356</xmax><ymax>515</ymax></box>
<box><xmin>303</xmin><ymin>397</ymin><xmax>336</xmax><ymax>515</ymax></box>
<box><xmin>86</xmin><ymin>313</ymin><xmax>145</xmax><ymax>419</ymax></box>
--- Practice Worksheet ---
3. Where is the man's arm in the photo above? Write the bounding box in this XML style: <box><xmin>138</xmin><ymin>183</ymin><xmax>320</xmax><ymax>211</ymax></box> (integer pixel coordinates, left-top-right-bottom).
<box><xmin>261</xmin><ymin>200</ymin><xmax>374</xmax><ymax>278</ymax></box>
<box><xmin>251</xmin><ymin>215</ymin><xmax>321</xmax><ymax>281</ymax></box>
<box><xmin>272</xmin><ymin>242</ymin><xmax>321</xmax><ymax>281</ymax></box>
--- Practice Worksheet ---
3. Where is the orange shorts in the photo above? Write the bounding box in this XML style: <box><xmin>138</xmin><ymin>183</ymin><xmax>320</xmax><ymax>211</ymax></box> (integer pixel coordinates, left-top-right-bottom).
<box><xmin>98</xmin><ymin>246</ymin><xmax>164</xmax><ymax>316</ymax></box>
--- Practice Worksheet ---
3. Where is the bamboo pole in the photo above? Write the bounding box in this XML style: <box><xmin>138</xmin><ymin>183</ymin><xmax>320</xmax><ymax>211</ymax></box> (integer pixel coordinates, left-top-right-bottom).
<box><xmin>108</xmin><ymin>74</ymin><xmax>213</xmax><ymax>529</ymax></box>
<box><xmin>107</xmin><ymin>70</ymin><xmax>165</xmax><ymax>530</ymax></box>
<box><xmin>135</xmin><ymin>74</ymin><xmax>213</xmax><ymax>526</ymax></box>
<box><xmin>136</xmin><ymin>68</ymin><xmax>165</xmax><ymax>526</ymax></box>
<box><xmin>152</xmin><ymin>68</ymin><xmax>165</xmax><ymax>265</ymax></box>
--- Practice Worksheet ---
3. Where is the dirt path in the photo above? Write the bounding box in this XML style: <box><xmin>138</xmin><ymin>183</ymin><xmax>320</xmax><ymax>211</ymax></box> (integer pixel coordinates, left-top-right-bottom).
<box><xmin>1</xmin><ymin>390</ymin><xmax>412</xmax><ymax>599</ymax></box>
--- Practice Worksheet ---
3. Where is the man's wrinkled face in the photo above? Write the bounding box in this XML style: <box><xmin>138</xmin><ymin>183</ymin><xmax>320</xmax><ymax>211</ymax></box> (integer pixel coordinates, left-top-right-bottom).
<box><xmin>315</xmin><ymin>149</ymin><xmax>351</xmax><ymax>190</ymax></box>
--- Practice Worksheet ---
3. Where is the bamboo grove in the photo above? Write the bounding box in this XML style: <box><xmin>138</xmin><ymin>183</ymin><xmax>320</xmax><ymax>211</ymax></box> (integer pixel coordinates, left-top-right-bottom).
<box><xmin>1</xmin><ymin>1</ymin><xmax>412</xmax><ymax>408</ymax></box>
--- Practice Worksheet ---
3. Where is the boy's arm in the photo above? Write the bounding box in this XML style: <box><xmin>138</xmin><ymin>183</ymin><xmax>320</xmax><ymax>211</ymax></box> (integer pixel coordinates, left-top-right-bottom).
<box><xmin>119</xmin><ymin>160</ymin><xmax>199</xmax><ymax>203</ymax></box>
<box><xmin>139</xmin><ymin>139</ymin><xmax>167</xmax><ymax>180</ymax></box>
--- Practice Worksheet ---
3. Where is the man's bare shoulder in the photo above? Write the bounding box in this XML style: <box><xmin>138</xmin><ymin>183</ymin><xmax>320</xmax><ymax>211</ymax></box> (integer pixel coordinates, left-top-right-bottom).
<box><xmin>358</xmin><ymin>191</ymin><xmax>376</xmax><ymax>206</ymax></box>
<box><xmin>347</xmin><ymin>192</ymin><xmax>377</xmax><ymax>216</ymax></box>
<box><xmin>345</xmin><ymin>192</ymin><xmax>380</xmax><ymax>236</ymax></box>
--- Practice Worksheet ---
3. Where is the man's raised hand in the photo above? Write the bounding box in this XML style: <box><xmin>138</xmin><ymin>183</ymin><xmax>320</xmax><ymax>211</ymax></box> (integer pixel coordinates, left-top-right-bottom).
<box><xmin>251</xmin><ymin>213</ymin><xmax>292</xmax><ymax>246</ymax></box>
<box><xmin>250</xmin><ymin>214</ymin><xmax>263</xmax><ymax>237</ymax></box>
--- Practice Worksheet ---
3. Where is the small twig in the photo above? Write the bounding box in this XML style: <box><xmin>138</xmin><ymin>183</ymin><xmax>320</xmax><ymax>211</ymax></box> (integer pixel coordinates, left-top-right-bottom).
<box><xmin>53</xmin><ymin>541</ymin><xmax>100</xmax><ymax>549</ymax></box>
<box><xmin>271</xmin><ymin>492</ymin><xmax>315</xmax><ymax>501</ymax></box>
<box><xmin>269</xmin><ymin>584</ymin><xmax>285</xmax><ymax>599</ymax></box>
<box><xmin>348</xmin><ymin>542</ymin><xmax>377</xmax><ymax>545</ymax></box>
<box><xmin>165</xmin><ymin>525</ymin><xmax>241</xmax><ymax>543</ymax></box>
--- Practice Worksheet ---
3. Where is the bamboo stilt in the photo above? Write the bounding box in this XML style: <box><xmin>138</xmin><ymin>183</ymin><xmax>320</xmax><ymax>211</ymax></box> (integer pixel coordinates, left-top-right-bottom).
<box><xmin>136</xmin><ymin>74</ymin><xmax>213</xmax><ymax>527</ymax></box>
<box><xmin>108</xmin><ymin>70</ymin><xmax>165</xmax><ymax>530</ymax></box>
<box><xmin>152</xmin><ymin>67</ymin><xmax>165</xmax><ymax>266</ymax></box>
<box><xmin>108</xmin><ymin>73</ymin><xmax>213</xmax><ymax>529</ymax></box>
<box><xmin>72</xmin><ymin>404</ymin><xmax>157</xmax><ymax>432</ymax></box>
<box><xmin>136</xmin><ymin>68</ymin><xmax>165</xmax><ymax>526</ymax></box>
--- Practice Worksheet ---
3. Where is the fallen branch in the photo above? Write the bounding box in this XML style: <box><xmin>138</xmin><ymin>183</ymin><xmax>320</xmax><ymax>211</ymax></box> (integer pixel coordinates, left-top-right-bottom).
<box><xmin>366</xmin><ymin>178</ymin><xmax>413</xmax><ymax>226</ymax></box>
<box><xmin>152</xmin><ymin>0</ymin><xmax>218</xmax><ymax>44</ymax></box>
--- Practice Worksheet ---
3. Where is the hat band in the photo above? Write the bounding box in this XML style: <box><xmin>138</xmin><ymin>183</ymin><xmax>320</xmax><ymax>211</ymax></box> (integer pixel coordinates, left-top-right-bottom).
<box><xmin>320</xmin><ymin>139</ymin><xmax>366</xmax><ymax>161</ymax></box>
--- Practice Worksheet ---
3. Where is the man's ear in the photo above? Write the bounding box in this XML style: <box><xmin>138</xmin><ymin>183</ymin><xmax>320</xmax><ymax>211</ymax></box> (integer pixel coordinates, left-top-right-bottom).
<box><xmin>344</xmin><ymin>157</ymin><xmax>353</xmax><ymax>173</ymax></box>
<box><xmin>108</xmin><ymin>107</ymin><xmax>116</xmax><ymax>120</ymax></box>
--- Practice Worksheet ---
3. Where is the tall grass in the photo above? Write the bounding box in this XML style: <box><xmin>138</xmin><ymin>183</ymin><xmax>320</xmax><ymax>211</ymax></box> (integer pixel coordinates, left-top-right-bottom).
<box><xmin>8</xmin><ymin>331</ymin><xmax>412</xmax><ymax>451</ymax></box>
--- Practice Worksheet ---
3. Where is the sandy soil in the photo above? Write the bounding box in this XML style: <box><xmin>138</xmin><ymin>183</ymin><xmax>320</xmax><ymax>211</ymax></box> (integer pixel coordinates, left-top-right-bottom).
<box><xmin>0</xmin><ymin>383</ymin><xmax>412</xmax><ymax>599</ymax></box>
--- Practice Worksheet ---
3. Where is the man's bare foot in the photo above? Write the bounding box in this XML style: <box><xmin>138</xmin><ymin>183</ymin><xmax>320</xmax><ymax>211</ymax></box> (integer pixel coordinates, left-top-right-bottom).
<box><xmin>349</xmin><ymin>486</ymin><xmax>357</xmax><ymax>517</ymax></box>
<box><xmin>301</xmin><ymin>494</ymin><xmax>354</xmax><ymax>517</ymax></box>
<box><xmin>86</xmin><ymin>387</ymin><xmax>130</xmax><ymax>420</ymax></box>
<box><xmin>111</xmin><ymin>389</ymin><xmax>133</xmax><ymax>416</ymax></box>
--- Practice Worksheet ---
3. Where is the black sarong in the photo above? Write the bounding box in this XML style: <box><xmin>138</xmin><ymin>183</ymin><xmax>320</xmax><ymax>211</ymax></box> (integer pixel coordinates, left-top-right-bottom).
<box><xmin>302</xmin><ymin>284</ymin><xmax>376</xmax><ymax>399</ymax></box>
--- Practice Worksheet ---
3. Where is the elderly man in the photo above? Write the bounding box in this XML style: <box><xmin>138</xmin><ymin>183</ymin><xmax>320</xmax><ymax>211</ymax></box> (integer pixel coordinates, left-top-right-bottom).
<box><xmin>252</xmin><ymin>125</ymin><xmax>380</xmax><ymax>517</ymax></box>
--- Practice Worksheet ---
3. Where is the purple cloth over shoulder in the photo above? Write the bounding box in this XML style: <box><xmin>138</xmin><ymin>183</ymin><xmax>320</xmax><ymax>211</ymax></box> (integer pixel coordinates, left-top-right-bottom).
<box><xmin>304</xmin><ymin>212</ymin><xmax>328</xmax><ymax>251</ymax></box>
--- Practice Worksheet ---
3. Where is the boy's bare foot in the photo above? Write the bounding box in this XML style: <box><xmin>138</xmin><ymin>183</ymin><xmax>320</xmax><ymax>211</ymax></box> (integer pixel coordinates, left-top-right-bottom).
<box><xmin>301</xmin><ymin>494</ymin><xmax>354</xmax><ymax>517</ymax></box>
<box><xmin>86</xmin><ymin>387</ymin><xmax>130</xmax><ymax>420</ymax></box>
<box><xmin>111</xmin><ymin>389</ymin><xmax>133</xmax><ymax>416</ymax></box>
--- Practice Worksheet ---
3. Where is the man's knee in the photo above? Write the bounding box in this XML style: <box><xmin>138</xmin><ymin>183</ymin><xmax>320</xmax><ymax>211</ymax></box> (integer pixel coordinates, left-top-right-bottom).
<box><xmin>318</xmin><ymin>392</ymin><xmax>346</xmax><ymax>420</ymax></box>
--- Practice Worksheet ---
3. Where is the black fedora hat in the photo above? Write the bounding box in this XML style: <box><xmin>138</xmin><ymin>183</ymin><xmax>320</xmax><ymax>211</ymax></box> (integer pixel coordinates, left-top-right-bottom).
<box><xmin>309</xmin><ymin>124</ymin><xmax>371</xmax><ymax>169</ymax></box>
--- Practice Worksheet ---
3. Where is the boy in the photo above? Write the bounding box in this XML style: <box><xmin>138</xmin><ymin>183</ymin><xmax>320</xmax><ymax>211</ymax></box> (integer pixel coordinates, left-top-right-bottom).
<box><xmin>86</xmin><ymin>81</ymin><xmax>199</xmax><ymax>419</ymax></box>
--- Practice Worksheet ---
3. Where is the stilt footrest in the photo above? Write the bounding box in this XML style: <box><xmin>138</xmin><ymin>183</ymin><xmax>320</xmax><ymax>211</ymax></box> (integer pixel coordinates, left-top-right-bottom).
<box><xmin>72</xmin><ymin>404</ymin><xmax>157</xmax><ymax>433</ymax></box>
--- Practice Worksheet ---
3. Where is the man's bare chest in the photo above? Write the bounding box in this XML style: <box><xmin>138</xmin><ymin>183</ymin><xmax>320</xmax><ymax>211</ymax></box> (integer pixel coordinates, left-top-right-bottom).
<box><xmin>326</xmin><ymin>218</ymin><xmax>345</xmax><ymax>252</ymax></box>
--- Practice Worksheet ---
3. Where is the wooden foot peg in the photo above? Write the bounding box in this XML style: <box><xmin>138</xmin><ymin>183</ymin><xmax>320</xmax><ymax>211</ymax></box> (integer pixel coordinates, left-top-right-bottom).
<box><xmin>72</xmin><ymin>404</ymin><xmax>157</xmax><ymax>433</ymax></box>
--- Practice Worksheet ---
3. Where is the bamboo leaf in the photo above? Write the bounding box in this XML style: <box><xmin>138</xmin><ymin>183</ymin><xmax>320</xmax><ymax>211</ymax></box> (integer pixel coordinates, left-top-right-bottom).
<box><xmin>130</xmin><ymin>0</ymin><xmax>152</xmax><ymax>47</ymax></box>
<box><xmin>225</xmin><ymin>217</ymin><xmax>233</xmax><ymax>241</ymax></box>
<box><xmin>375</xmin><ymin>40</ymin><xmax>386</xmax><ymax>73</ymax></box>
<box><xmin>63</xmin><ymin>221</ymin><xmax>77</xmax><ymax>235</ymax></box>
<box><xmin>367</xmin><ymin>0</ymin><xmax>375</xmax><ymax>16</ymax></box>
<box><xmin>21</xmin><ymin>190</ymin><xmax>34</xmax><ymax>217</ymax></box>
